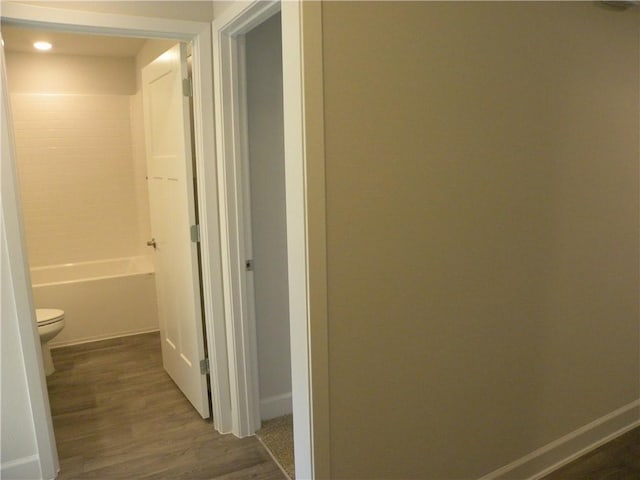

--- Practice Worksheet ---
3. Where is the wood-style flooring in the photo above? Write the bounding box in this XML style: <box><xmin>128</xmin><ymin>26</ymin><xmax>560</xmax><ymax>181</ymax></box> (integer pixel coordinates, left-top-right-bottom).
<box><xmin>542</xmin><ymin>426</ymin><xmax>640</xmax><ymax>480</ymax></box>
<box><xmin>48</xmin><ymin>332</ymin><xmax>639</xmax><ymax>480</ymax></box>
<box><xmin>47</xmin><ymin>332</ymin><xmax>286</xmax><ymax>480</ymax></box>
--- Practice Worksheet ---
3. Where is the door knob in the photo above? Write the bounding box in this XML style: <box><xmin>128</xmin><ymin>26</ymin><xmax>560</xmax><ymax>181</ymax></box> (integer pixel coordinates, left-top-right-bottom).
<box><xmin>146</xmin><ymin>238</ymin><xmax>157</xmax><ymax>249</ymax></box>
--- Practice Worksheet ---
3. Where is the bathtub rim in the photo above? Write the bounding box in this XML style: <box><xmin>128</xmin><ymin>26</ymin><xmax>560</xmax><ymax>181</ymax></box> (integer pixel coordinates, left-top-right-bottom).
<box><xmin>30</xmin><ymin>255</ymin><xmax>155</xmax><ymax>288</ymax></box>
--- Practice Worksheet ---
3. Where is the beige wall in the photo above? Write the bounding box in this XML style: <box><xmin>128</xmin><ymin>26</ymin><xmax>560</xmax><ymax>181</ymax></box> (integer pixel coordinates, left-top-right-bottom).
<box><xmin>12</xmin><ymin>1</ymin><xmax>214</xmax><ymax>22</ymax></box>
<box><xmin>212</xmin><ymin>1</ymin><xmax>237</xmax><ymax>19</ymax></box>
<box><xmin>319</xmin><ymin>2</ymin><xmax>639</xmax><ymax>478</ymax></box>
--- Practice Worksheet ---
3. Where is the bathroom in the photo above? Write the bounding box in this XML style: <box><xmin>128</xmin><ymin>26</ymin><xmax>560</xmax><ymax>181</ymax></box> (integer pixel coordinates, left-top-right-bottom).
<box><xmin>3</xmin><ymin>27</ymin><xmax>179</xmax><ymax>353</ymax></box>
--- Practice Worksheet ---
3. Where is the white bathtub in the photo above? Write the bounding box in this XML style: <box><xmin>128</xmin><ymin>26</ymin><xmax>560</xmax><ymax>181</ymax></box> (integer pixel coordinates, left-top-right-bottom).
<box><xmin>31</xmin><ymin>256</ymin><xmax>159</xmax><ymax>347</ymax></box>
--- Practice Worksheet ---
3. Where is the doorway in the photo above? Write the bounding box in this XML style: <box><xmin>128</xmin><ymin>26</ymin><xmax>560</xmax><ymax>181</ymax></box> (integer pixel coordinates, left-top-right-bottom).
<box><xmin>3</xmin><ymin>24</ymin><xmax>211</xmax><ymax>417</ymax></box>
<box><xmin>0</xmin><ymin>5</ymin><xmax>234</xmax><ymax>477</ymax></box>
<box><xmin>243</xmin><ymin>11</ymin><xmax>294</xmax><ymax>477</ymax></box>
<box><xmin>244</xmin><ymin>12</ymin><xmax>292</xmax><ymax>424</ymax></box>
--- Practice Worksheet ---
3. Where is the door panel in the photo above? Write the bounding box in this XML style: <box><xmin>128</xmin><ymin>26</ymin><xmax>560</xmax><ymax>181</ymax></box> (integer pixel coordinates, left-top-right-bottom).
<box><xmin>142</xmin><ymin>43</ymin><xmax>209</xmax><ymax>418</ymax></box>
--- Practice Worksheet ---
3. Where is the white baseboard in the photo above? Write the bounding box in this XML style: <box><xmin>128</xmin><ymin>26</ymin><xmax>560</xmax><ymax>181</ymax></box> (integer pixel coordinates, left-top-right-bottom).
<box><xmin>260</xmin><ymin>392</ymin><xmax>292</xmax><ymax>421</ymax></box>
<box><xmin>1</xmin><ymin>454</ymin><xmax>43</xmax><ymax>480</ymax></box>
<box><xmin>50</xmin><ymin>327</ymin><xmax>160</xmax><ymax>349</ymax></box>
<box><xmin>480</xmin><ymin>399</ymin><xmax>640</xmax><ymax>480</ymax></box>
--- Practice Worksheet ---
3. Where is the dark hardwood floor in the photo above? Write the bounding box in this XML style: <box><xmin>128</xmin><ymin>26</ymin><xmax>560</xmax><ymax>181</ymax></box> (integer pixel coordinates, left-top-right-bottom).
<box><xmin>542</xmin><ymin>427</ymin><xmax>640</xmax><ymax>480</ymax></box>
<box><xmin>47</xmin><ymin>332</ymin><xmax>286</xmax><ymax>480</ymax></box>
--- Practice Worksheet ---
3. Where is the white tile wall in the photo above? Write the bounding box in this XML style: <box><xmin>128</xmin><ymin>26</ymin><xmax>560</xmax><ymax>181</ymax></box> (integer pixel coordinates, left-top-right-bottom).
<box><xmin>11</xmin><ymin>93</ymin><xmax>150</xmax><ymax>267</ymax></box>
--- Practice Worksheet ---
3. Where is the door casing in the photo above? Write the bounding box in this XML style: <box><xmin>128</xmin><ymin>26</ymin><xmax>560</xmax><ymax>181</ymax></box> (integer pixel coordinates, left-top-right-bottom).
<box><xmin>211</xmin><ymin>1</ymin><xmax>328</xmax><ymax>478</ymax></box>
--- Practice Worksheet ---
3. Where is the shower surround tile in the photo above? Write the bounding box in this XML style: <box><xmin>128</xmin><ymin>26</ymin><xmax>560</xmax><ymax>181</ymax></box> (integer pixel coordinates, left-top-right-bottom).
<box><xmin>11</xmin><ymin>93</ymin><xmax>149</xmax><ymax>267</ymax></box>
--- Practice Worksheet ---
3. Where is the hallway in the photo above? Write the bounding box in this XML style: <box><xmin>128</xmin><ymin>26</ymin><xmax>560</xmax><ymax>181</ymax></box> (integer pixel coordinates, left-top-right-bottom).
<box><xmin>47</xmin><ymin>332</ymin><xmax>286</xmax><ymax>479</ymax></box>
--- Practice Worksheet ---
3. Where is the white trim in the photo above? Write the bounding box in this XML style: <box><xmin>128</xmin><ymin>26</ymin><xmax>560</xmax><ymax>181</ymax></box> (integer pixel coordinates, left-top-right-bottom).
<box><xmin>1</xmin><ymin>455</ymin><xmax>43</xmax><ymax>480</ymax></box>
<box><xmin>260</xmin><ymin>393</ymin><xmax>293</xmax><ymax>421</ymax></box>
<box><xmin>190</xmin><ymin>17</ymin><xmax>234</xmax><ymax>436</ymax></box>
<box><xmin>211</xmin><ymin>0</ymin><xmax>280</xmax><ymax>438</ymax></box>
<box><xmin>479</xmin><ymin>399</ymin><xmax>640</xmax><ymax>480</ymax></box>
<box><xmin>281</xmin><ymin>2</ymin><xmax>330</xmax><ymax>478</ymax></box>
<box><xmin>280</xmin><ymin>3</ymin><xmax>314</xmax><ymax>476</ymax></box>
<box><xmin>1</xmin><ymin>0</ymin><xmax>233</xmax><ymax>436</ymax></box>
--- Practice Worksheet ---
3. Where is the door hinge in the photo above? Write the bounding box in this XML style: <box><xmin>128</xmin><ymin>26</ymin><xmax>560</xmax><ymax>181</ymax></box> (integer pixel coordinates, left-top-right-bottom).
<box><xmin>199</xmin><ymin>358</ymin><xmax>210</xmax><ymax>375</ymax></box>
<box><xmin>245</xmin><ymin>259</ymin><xmax>254</xmax><ymax>271</ymax></box>
<box><xmin>183</xmin><ymin>77</ymin><xmax>193</xmax><ymax>97</ymax></box>
<box><xmin>190</xmin><ymin>224</ymin><xmax>200</xmax><ymax>243</ymax></box>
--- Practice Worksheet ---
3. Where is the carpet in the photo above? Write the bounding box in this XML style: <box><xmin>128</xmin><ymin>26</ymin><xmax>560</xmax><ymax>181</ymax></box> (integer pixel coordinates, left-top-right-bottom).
<box><xmin>256</xmin><ymin>414</ymin><xmax>295</xmax><ymax>479</ymax></box>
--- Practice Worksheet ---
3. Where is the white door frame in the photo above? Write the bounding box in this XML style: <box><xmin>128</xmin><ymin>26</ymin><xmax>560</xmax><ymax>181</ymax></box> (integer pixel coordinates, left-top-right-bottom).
<box><xmin>211</xmin><ymin>0</ymin><xmax>281</xmax><ymax>440</ymax></box>
<box><xmin>0</xmin><ymin>1</ymin><xmax>233</xmax><ymax>436</ymax></box>
<box><xmin>212</xmin><ymin>1</ymin><xmax>328</xmax><ymax>478</ymax></box>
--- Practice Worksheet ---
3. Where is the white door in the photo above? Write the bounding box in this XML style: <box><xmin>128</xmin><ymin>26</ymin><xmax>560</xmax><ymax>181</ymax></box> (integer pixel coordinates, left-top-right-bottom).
<box><xmin>142</xmin><ymin>43</ymin><xmax>209</xmax><ymax>418</ymax></box>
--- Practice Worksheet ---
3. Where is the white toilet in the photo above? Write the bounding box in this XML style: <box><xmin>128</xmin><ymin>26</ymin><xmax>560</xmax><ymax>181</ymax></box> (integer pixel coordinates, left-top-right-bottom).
<box><xmin>36</xmin><ymin>309</ymin><xmax>65</xmax><ymax>376</ymax></box>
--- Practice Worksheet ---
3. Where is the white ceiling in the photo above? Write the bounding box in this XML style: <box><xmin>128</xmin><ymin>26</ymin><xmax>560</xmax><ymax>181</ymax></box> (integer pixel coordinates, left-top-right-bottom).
<box><xmin>1</xmin><ymin>25</ymin><xmax>146</xmax><ymax>57</ymax></box>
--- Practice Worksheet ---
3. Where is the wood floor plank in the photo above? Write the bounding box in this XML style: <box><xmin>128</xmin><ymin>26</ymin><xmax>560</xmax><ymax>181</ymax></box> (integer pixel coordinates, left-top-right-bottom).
<box><xmin>542</xmin><ymin>427</ymin><xmax>640</xmax><ymax>480</ymax></box>
<box><xmin>48</xmin><ymin>332</ymin><xmax>286</xmax><ymax>480</ymax></box>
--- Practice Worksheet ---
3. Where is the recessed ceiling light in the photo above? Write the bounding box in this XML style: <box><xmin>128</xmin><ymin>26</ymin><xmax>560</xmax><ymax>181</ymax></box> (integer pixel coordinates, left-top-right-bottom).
<box><xmin>33</xmin><ymin>41</ymin><xmax>52</xmax><ymax>51</ymax></box>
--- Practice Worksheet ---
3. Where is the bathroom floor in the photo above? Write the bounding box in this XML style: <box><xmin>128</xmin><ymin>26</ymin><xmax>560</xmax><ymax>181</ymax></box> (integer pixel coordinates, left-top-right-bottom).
<box><xmin>47</xmin><ymin>332</ymin><xmax>286</xmax><ymax>479</ymax></box>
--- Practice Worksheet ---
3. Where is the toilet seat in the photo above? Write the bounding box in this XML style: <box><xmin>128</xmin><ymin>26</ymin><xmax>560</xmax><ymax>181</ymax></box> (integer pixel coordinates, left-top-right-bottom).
<box><xmin>36</xmin><ymin>308</ymin><xmax>65</xmax><ymax>326</ymax></box>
